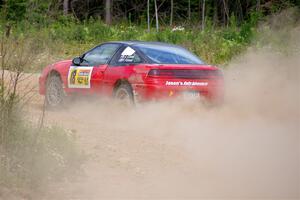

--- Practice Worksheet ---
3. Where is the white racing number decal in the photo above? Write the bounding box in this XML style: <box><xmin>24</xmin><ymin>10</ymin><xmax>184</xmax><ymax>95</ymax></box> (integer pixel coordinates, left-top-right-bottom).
<box><xmin>165</xmin><ymin>81</ymin><xmax>208</xmax><ymax>86</ymax></box>
<box><xmin>68</xmin><ymin>66</ymin><xmax>93</xmax><ymax>88</ymax></box>
<box><xmin>119</xmin><ymin>46</ymin><xmax>136</xmax><ymax>63</ymax></box>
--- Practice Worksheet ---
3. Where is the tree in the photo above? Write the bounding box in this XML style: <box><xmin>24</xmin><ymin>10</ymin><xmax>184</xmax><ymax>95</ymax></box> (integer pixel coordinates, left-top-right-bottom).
<box><xmin>4</xmin><ymin>0</ymin><xmax>27</xmax><ymax>21</ymax></box>
<box><xmin>154</xmin><ymin>0</ymin><xmax>159</xmax><ymax>32</ymax></box>
<box><xmin>188</xmin><ymin>0</ymin><xmax>191</xmax><ymax>21</ymax></box>
<box><xmin>202</xmin><ymin>0</ymin><xmax>205</xmax><ymax>30</ymax></box>
<box><xmin>170</xmin><ymin>0</ymin><xmax>173</xmax><ymax>26</ymax></box>
<box><xmin>257</xmin><ymin>0</ymin><xmax>261</xmax><ymax>11</ymax></box>
<box><xmin>2</xmin><ymin>0</ymin><xmax>298</xmax><ymax>28</ymax></box>
<box><xmin>63</xmin><ymin>0</ymin><xmax>69</xmax><ymax>15</ymax></box>
<box><xmin>147</xmin><ymin>0</ymin><xmax>150</xmax><ymax>31</ymax></box>
<box><xmin>222</xmin><ymin>0</ymin><xmax>229</xmax><ymax>26</ymax></box>
<box><xmin>105</xmin><ymin>0</ymin><xmax>112</xmax><ymax>25</ymax></box>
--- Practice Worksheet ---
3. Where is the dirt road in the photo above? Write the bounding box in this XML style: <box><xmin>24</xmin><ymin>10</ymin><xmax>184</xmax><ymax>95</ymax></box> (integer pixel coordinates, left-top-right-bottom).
<box><xmin>23</xmin><ymin>46</ymin><xmax>300</xmax><ymax>199</ymax></box>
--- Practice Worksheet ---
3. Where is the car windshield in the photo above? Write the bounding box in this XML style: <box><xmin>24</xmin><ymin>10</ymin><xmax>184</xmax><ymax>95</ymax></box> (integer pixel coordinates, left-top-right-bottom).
<box><xmin>134</xmin><ymin>43</ymin><xmax>204</xmax><ymax>64</ymax></box>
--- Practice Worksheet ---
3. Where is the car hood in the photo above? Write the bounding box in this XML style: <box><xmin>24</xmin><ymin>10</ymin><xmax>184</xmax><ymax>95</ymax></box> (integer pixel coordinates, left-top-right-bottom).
<box><xmin>53</xmin><ymin>60</ymin><xmax>72</xmax><ymax>67</ymax></box>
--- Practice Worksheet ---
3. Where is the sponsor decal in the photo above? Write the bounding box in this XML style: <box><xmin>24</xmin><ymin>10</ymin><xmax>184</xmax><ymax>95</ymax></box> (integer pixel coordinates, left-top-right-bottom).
<box><xmin>118</xmin><ymin>46</ymin><xmax>136</xmax><ymax>62</ymax></box>
<box><xmin>68</xmin><ymin>66</ymin><xmax>93</xmax><ymax>88</ymax></box>
<box><xmin>165</xmin><ymin>81</ymin><xmax>208</xmax><ymax>86</ymax></box>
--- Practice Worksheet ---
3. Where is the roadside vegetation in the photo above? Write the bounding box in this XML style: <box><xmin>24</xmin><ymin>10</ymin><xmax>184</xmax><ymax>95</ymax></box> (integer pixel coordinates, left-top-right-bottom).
<box><xmin>1</xmin><ymin>0</ymin><xmax>299</xmax><ymax>71</ymax></box>
<box><xmin>0</xmin><ymin>21</ymin><xmax>83</xmax><ymax>198</ymax></box>
<box><xmin>9</xmin><ymin>16</ymin><xmax>258</xmax><ymax>69</ymax></box>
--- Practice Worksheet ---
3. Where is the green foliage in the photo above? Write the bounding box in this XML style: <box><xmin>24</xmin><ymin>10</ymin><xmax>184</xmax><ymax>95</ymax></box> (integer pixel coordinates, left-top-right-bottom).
<box><xmin>4</xmin><ymin>1</ymin><xmax>283</xmax><ymax>67</ymax></box>
<box><xmin>3</xmin><ymin>19</ymin><xmax>254</xmax><ymax>69</ymax></box>
<box><xmin>15</xmin><ymin>18</ymin><xmax>255</xmax><ymax>66</ymax></box>
<box><xmin>5</xmin><ymin>0</ymin><xmax>27</xmax><ymax>21</ymax></box>
<box><xmin>1</xmin><ymin>0</ymin><xmax>299</xmax><ymax>26</ymax></box>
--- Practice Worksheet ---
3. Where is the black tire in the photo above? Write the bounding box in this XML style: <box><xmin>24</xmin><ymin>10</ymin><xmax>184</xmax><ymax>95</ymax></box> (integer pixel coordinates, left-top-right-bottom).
<box><xmin>114</xmin><ymin>83</ymin><xmax>134</xmax><ymax>105</ymax></box>
<box><xmin>45</xmin><ymin>74</ymin><xmax>65</xmax><ymax>108</ymax></box>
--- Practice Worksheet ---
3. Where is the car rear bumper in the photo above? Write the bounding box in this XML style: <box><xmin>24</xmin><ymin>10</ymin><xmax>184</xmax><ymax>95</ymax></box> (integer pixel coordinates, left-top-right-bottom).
<box><xmin>133</xmin><ymin>79</ymin><xmax>224</xmax><ymax>103</ymax></box>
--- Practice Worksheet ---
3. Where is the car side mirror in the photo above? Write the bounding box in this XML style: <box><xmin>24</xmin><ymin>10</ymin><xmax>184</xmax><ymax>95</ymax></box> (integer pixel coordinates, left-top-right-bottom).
<box><xmin>72</xmin><ymin>57</ymin><xmax>81</xmax><ymax>66</ymax></box>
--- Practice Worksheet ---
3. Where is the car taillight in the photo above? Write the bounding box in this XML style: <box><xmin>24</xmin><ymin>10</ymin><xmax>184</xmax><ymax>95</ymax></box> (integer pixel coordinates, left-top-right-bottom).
<box><xmin>148</xmin><ymin>69</ymin><xmax>222</xmax><ymax>79</ymax></box>
<box><xmin>148</xmin><ymin>69</ymin><xmax>174</xmax><ymax>77</ymax></box>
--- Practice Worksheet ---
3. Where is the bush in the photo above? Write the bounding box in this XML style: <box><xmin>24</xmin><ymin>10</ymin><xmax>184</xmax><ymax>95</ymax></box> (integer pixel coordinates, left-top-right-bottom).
<box><xmin>5</xmin><ymin>0</ymin><xmax>27</xmax><ymax>21</ymax></box>
<box><xmin>0</xmin><ymin>32</ymin><xmax>83</xmax><ymax>195</ymax></box>
<box><xmin>2</xmin><ymin>11</ymin><xmax>259</xmax><ymax>70</ymax></box>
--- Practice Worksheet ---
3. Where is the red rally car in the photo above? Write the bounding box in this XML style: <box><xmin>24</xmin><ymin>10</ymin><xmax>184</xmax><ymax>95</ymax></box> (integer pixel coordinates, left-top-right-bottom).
<box><xmin>39</xmin><ymin>41</ymin><xmax>224</xmax><ymax>107</ymax></box>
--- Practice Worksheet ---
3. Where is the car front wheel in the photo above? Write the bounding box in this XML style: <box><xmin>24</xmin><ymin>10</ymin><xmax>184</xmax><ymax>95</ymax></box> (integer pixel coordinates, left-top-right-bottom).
<box><xmin>45</xmin><ymin>74</ymin><xmax>65</xmax><ymax>108</ymax></box>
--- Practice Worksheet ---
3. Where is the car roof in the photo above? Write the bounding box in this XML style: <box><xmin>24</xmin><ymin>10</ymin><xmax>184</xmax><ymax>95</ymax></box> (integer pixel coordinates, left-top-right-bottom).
<box><xmin>104</xmin><ymin>41</ymin><xmax>180</xmax><ymax>48</ymax></box>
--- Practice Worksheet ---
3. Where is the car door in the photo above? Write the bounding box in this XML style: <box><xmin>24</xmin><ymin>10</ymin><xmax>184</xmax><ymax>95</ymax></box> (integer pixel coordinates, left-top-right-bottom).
<box><xmin>67</xmin><ymin>43</ymin><xmax>121</xmax><ymax>94</ymax></box>
<box><xmin>102</xmin><ymin>45</ymin><xmax>145</xmax><ymax>96</ymax></box>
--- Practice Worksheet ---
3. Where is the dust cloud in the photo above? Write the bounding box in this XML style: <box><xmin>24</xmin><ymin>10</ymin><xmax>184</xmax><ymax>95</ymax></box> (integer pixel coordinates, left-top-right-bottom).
<box><xmin>36</xmin><ymin>11</ymin><xmax>300</xmax><ymax>200</ymax></box>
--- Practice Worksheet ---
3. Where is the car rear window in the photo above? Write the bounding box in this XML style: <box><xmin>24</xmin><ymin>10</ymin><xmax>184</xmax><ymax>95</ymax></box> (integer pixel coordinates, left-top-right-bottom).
<box><xmin>134</xmin><ymin>43</ymin><xmax>204</xmax><ymax>65</ymax></box>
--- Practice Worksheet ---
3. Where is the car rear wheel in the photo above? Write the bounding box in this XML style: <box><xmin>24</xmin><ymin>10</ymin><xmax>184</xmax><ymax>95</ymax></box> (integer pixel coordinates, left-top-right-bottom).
<box><xmin>45</xmin><ymin>74</ymin><xmax>65</xmax><ymax>108</ymax></box>
<box><xmin>114</xmin><ymin>83</ymin><xmax>134</xmax><ymax>106</ymax></box>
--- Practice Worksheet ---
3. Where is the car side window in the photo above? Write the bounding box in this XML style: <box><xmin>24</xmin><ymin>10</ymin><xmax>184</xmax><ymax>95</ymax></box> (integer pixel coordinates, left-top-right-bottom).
<box><xmin>82</xmin><ymin>44</ymin><xmax>120</xmax><ymax>66</ymax></box>
<box><xmin>116</xmin><ymin>46</ymin><xmax>143</xmax><ymax>65</ymax></box>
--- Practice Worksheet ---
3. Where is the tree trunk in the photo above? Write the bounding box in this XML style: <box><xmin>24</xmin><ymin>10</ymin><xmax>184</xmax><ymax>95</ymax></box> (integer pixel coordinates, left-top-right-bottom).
<box><xmin>237</xmin><ymin>0</ymin><xmax>243</xmax><ymax>24</ymax></box>
<box><xmin>213</xmin><ymin>0</ymin><xmax>218</xmax><ymax>27</ymax></box>
<box><xmin>170</xmin><ymin>0</ymin><xmax>173</xmax><ymax>26</ymax></box>
<box><xmin>202</xmin><ymin>0</ymin><xmax>205</xmax><ymax>30</ymax></box>
<box><xmin>256</xmin><ymin>0</ymin><xmax>261</xmax><ymax>11</ymax></box>
<box><xmin>105</xmin><ymin>0</ymin><xmax>112</xmax><ymax>25</ymax></box>
<box><xmin>154</xmin><ymin>0</ymin><xmax>159</xmax><ymax>32</ymax></box>
<box><xmin>63</xmin><ymin>0</ymin><xmax>69</xmax><ymax>15</ymax></box>
<box><xmin>222</xmin><ymin>0</ymin><xmax>229</xmax><ymax>26</ymax></box>
<box><xmin>147</xmin><ymin>0</ymin><xmax>150</xmax><ymax>32</ymax></box>
<box><xmin>188</xmin><ymin>0</ymin><xmax>191</xmax><ymax>21</ymax></box>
